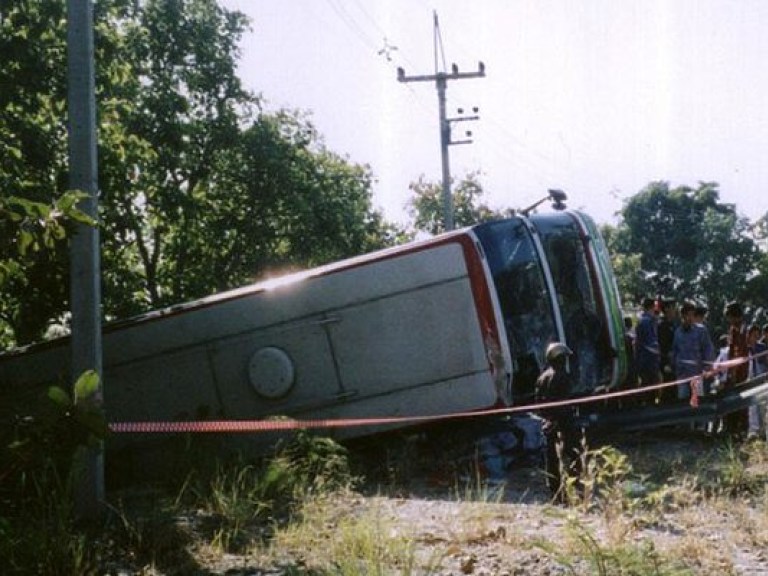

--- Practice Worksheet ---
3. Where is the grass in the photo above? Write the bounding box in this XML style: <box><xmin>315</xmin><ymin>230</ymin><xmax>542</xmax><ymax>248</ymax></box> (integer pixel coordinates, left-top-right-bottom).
<box><xmin>523</xmin><ymin>432</ymin><xmax>768</xmax><ymax>575</ymax></box>
<box><xmin>266</xmin><ymin>493</ymin><xmax>447</xmax><ymax>575</ymax></box>
<box><xmin>534</xmin><ymin>512</ymin><xmax>695</xmax><ymax>576</ymax></box>
<box><xmin>0</xmin><ymin>457</ymin><xmax>101</xmax><ymax>575</ymax></box>
<box><xmin>2</xmin><ymin>427</ymin><xmax>768</xmax><ymax>575</ymax></box>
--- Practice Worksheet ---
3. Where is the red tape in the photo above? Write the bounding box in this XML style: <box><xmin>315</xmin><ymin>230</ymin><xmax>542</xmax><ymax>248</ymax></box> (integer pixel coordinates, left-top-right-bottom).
<box><xmin>109</xmin><ymin>354</ymin><xmax>758</xmax><ymax>434</ymax></box>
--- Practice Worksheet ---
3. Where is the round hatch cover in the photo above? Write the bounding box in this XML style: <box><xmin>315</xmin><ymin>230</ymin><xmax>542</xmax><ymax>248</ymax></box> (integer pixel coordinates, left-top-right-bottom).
<box><xmin>248</xmin><ymin>347</ymin><xmax>295</xmax><ymax>399</ymax></box>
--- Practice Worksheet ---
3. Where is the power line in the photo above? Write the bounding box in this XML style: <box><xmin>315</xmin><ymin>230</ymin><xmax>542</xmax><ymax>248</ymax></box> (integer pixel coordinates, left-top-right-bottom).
<box><xmin>349</xmin><ymin>0</ymin><xmax>388</xmax><ymax>40</ymax></box>
<box><xmin>323</xmin><ymin>0</ymin><xmax>379</xmax><ymax>53</ymax></box>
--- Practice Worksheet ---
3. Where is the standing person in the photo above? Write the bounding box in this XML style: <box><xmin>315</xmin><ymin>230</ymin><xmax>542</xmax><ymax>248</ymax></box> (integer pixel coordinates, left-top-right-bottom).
<box><xmin>724</xmin><ymin>301</ymin><xmax>749</xmax><ymax>436</ymax></box>
<box><xmin>713</xmin><ymin>334</ymin><xmax>730</xmax><ymax>393</ymax></box>
<box><xmin>535</xmin><ymin>342</ymin><xmax>580</xmax><ymax>504</ymax></box>
<box><xmin>672</xmin><ymin>301</ymin><xmax>715</xmax><ymax>402</ymax></box>
<box><xmin>657</xmin><ymin>299</ymin><xmax>679</xmax><ymax>403</ymax></box>
<box><xmin>623</xmin><ymin>316</ymin><xmax>637</xmax><ymax>391</ymax></box>
<box><xmin>710</xmin><ymin>334</ymin><xmax>731</xmax><ymax>435</ymax></box>
<box><xmin>693</xmin><ymin>305</ymin><xmax>709</xmax><ymax>328</ymax></box>
<box><xmin>634</xmin><ymin>297</ymin><xmax>660</xmax><ymax>404</ymax></box>
<box><xmin>694</xmin><ymin>305</ymin><xmax>714</xmax><ymax>395</ymax></box>
<box><xmin>747</xmin><ymin>324</ymin><xmax>768</xmax><ymax>440</ymax></box>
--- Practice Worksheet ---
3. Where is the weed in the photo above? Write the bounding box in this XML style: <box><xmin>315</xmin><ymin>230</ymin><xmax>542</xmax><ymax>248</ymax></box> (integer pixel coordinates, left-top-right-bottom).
<box><xmin>0</xmin><ymin>372</ymin><xmax>112</xmax><ymax>575</ymax></box>
<box><xmin>535</xmin><ymin>513</ymin><xmax>694</xmax><ymax>575</ymax></box>
<box><xmin>714</xmin><ymin>439</ymin><xmax>768</xmax><ymax>496</ymax></box>
<box><xmin>451</xmin><ymin>452</ymin><xmax>508</xmax><ymax>504</ymax></box>
<box><xmin>171</xmin><ymin>431</ymin><xmax>357</xmax><ymax>554</ymax></box>
<box><xmin>269</xmin><ymin>495</ymin><xmax>446</xmax><ymax>575</ymax></box>
<box><xmin>0</xmin><ymin>458</ymin><xmax>101</xmax><ymax>575</ymax></box>
<box><xmin>560</xmin><ymin>441</ymin><xmax>635</xmax><ymax>515</ymax></box>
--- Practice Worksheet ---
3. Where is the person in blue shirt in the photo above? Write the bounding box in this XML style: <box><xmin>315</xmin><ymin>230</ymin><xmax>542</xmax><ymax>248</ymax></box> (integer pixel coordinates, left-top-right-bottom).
<box><xmin>672</xmin><ymin>300</ymin><xmax>715</xmax><ymax>401</ymax></box>
<box><xmin>657</xmin><ymin>299</ymin><xmax>679</xmax><ymax>402</ymax></box>
<box><xmin>635</xmin><ymin>298</ymin><xmax>660</xmax><ymax>381</ymax></box>
<box><xmin>634</xmin><ymin>297</ymin><xmax>660</xmax><ymax>404</ymax></box>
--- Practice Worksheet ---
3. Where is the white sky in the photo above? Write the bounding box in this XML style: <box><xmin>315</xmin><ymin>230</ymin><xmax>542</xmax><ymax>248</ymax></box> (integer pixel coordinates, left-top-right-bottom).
<box><xmin>219</xmin><ymin>0</ymin><xmax>768</xmax><ymax>226</ymax></box>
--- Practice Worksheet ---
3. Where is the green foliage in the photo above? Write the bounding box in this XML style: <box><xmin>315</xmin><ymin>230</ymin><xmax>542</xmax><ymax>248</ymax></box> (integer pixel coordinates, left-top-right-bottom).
<box><xmin>0</xmin><ymin>191</ymin><xmax>94</xmax><ymax>346</ymax></box>
<box><xmin>156</xmin><ymin>111</ymin><xmax>404</xmax><ymax>302</ymax></box>
<box><xmin>176</xmin><ymin>431</ymin><xmax>356</xmax><ymax>553</ymax></box>
<box><xmin>1</xmin><ymin>0</ymin><xmax>82</xmax><ymax>346</ymax></box>
<box><xmin>610</xmin><ymin>181</ymin><xmax>761</xmax><ymax>327</ymax></box>
<box><xmin>3</xmin><ymin>371</ymin><xmax>107</xmax><ymax>499</ymax></box>
<box><xmin>694</xmin><ymin>440</ymin><xmax>768</xmax><ymax>498</ymax></box>
<box><xmin>536</xmin><ymin>513</ymin><xmax>693</xmax><ymax>576</ymax></box>
<box><xmin>279</xmin><ymin>505</ymin><xmax>439</xmax><ymax>576</ymax></box>
<box><xmin>535</xmin><ymin>442</ymin><xmax>700</xmax><ymax>575</ymax></box>
<box><xmin>567</xmin><ymin>444</ymin><xmax>634</xmax><ymax>514</ymax></box>
<box><xmin>0</xmin><ymin>458</ymin><xmax>101</xmax><ymax>576</ymax></box>
<box><xmin>407</xmin><ymin>171</ymin><xmax>505</xmax><ymax>235</ymax></box>
<box><xmin>0</xmin><ymin>370</ymin><xmax>108</xmax><ymax>574</ymax></box>
<box><xmin>2</xmin><ymin>0</ymin><xmax>403</xmax><ymax>346</ymax></box>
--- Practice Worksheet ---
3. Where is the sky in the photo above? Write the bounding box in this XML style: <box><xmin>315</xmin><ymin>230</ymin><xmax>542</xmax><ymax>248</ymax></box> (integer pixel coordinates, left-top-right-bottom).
<box><xmin>219</xmin><ymin>0</ymin><xmax>768</xmax><ymax>227</ymax></box>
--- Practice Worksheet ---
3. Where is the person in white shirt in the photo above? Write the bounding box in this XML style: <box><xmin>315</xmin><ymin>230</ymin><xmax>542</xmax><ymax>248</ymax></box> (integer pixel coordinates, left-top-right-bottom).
<box><xmin>747</xmin><ymin>324</ymin><xmax>768</xmax><ymax>440</ymax></box>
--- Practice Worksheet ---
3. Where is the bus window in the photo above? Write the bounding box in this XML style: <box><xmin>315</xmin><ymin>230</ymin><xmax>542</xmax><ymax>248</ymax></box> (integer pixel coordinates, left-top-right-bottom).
<box><xmin>474</xmin><ymin>219</ymin><xmax>558</xmax><ymax>401</ymax></box>
<box><xmin>530</xmin><ymin>213</ymin><xmax>613</xmax><ymax>392</ymax></box>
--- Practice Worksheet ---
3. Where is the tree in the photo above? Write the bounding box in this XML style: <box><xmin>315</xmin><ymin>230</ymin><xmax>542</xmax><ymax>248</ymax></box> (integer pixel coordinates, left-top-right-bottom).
<box><xmin>0</xmin><ymin>193</ymin><xmax>94</xmax><ymax>347</ymax></box>
<box><xmin>406</xmin><ymin>171</ymin><xmax>503</xmax><ymax>235</ymax></box>
<box><xmin>600</xmin><ymin>223</ymin><xmax>647</xmax><ymax>309</ymax></box>
<box><xmin>96</xmin><ymin>0</ymin><xmax>258</xmax><ymax>313</ymax></box>
<box><xmin>743</xmin><ymin>212</ymin><xmax>768</xmax><ymax>321</ymax></box>
<box><xmin>1</xmin><ymin>0</ymin><xmax>402</xmax><ymax>346</ymax></box>
<box><xmin>611</xmin><ymin>181</ymin><xmax>761</xmax><ymax>329</ymax></box>
<box><xmin>159</xmin><ymin>110</ymin><xmax>406</xmax><ymax>297</ymax></box>
<box><xmin>1</xmin><ymin>0</ymin><xmax>72</xmax><ymax>343</ymax></box>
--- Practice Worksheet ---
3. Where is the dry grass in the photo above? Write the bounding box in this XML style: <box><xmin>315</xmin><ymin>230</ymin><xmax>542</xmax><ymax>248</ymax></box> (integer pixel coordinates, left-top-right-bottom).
<box><xmin>3</xmin><ymin>427</ymin><xmax>768</xmax><ymax>575</ymax></box>
<box><xmin>131</xmin><ymin>434</ymin><xmax>768</xmax><ymax>575</ymax></box>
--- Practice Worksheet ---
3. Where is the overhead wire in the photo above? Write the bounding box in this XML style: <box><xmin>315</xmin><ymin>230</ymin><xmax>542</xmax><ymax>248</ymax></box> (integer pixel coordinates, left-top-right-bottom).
<box><xmin>318</xmin><ymin>0</ymin><xmax>575</xmax><ymax>202</ymax></box>
<box><xmin>319</xmin><ymin>0</ymin><xmax>433</xmax><ymax>115</ymax></box>
<box><xmin>323</xmin><ymin>0</ymin><xmax>380</xmax><ymax>54</ymax></box>
<box><xmin>385</xmin><ymin>7</ymin><xmax>759</xmax><ymax>215</ymax></box>
<box><xmin>349</xmin><ymin>0</ymin><xmax>389</xmax><ymax>44</ymax></box>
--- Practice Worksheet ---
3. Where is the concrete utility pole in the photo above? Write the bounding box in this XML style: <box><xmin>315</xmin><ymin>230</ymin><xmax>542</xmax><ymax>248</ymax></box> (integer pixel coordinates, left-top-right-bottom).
<box><xmin>67</xmin><ymin>0</ymin><xmax>104</xmax><ymax>521</ymax></box>
<box><xmin>397</xmin><ymin>12</ymin><xmax>485</xmax><ymax>231</ymax></box>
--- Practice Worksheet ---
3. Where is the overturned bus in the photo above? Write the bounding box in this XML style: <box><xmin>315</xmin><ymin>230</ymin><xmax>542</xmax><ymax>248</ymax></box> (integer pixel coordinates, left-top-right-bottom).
<box><xmin>0</xmin><ymin>210</ymin><xmax>628</xmax><ymax>454</ymax></box>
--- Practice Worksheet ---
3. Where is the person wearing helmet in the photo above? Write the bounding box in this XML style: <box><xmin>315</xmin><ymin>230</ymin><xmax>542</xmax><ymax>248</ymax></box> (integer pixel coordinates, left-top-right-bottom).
<box><xmin>535</xmin><ymin>342</ymin><xmax>580</xmax><ymax>503</ymax></box>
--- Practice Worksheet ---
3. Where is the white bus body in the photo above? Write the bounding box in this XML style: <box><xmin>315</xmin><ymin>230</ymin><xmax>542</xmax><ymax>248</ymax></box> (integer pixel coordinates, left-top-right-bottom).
<box><xmin>1</xmin><ymin>230</ymin><xmax>511</xmax><ymax>443</ymax></box>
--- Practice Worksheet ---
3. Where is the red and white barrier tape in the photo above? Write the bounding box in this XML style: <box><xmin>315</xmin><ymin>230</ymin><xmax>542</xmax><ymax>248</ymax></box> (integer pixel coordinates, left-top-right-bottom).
<box><xmin>108</xmin><ymin>352</ymin><xmax>764</xmax><ymax>434</ymax></box>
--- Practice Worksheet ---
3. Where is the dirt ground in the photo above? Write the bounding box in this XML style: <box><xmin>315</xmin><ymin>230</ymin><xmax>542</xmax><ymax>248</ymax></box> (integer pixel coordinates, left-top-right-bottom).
<box><xmin>184</xmin><ymin>424</ymin><xmax>768</xmax><ymax>576</ymax></box>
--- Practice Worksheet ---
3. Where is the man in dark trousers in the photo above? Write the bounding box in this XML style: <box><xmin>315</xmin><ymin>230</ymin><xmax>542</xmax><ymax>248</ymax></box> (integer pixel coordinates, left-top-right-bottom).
<box><xmin>657</xmin><ymin>299</ymin><xmax>679</xmax><ymax>403</ymax></box>
<box><xmin>535</xmin><ymin>342</ymin><xmax>580</xmax><ymax>503</ymax></box>
<box><xmin>635</xmin><ymin>297</ymin><xmax>661</xmax><ymax>405</ymax></box>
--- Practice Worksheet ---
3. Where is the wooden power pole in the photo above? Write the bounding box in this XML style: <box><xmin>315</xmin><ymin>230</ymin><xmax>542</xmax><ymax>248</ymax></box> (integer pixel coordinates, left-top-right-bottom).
<box><xmin>397</xmin><ymin>12</ymin><xmax>485</xmax><ymax>231</ymax></box>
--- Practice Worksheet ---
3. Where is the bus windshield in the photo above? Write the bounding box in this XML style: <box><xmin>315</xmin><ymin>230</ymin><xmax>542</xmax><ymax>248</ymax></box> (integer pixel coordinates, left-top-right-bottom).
<box><xmin>530</xmin><ymin>212</ymin><xmax>614</xmax><ymax>392</ymax></box>
<box><xmin>474</xmin><ymin>218</ymin><xmax>558</xmax><ymax>401</ymax></box>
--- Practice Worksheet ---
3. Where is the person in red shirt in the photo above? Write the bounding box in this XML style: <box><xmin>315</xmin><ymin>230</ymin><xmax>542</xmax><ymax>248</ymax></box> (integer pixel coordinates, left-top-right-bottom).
<box><xmin>724</xmin><ymin>301</ymin><xmax>748</xmax><ymax>436</ymax></box>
